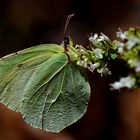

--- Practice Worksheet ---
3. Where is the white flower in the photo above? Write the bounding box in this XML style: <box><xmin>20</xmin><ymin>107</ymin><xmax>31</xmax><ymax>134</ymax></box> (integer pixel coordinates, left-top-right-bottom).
<box><xmin>76</xmin><ymin>48</ymin><xmax>85</xmax><ymax>55</ymax></box>
<box><xmin>135</xmin><ymin>63</ymin><xmax>140</xmax><ymax>72</ymax></box>
<box><xmin>77</xmin><ymin>60</ymin><xmax>88</xmax><ymax>68</ymax></box>
<box><xmin>75</xmin><ymin>45</ymin><xmax>84</xmax><ymax>49</ymax></box>
<box><xmin>110</xmin><ymin>76</ymin><xmax>135</xmax><ymax>90</ymax></box>
<box><xmin>114</xmin><ymin>40</ymin><xmax>124</xmax><ymax>53</ymax></box>
<box><xmin>75</xmin><ymin>45</ymin><xmax>86</xmax><ymax>55</ymax></box>
<box><xmin>97</xmin><ymin>33</ymin><xmax>110</xmax><ymax>43</ymax></box>
<box><xmin>118</xmin><ymin>47</ymin><xmax>123</xmax><ymax>54</ymax></box>
<box><xmin>93</xmin><ymin>48</ymin><xmax>103</xmax><ymax>59</ymax></box>
<box><xmin>97</xmin><ymin>66</ymin><xmax>112</xmax><ymax>76</ymax></box>
<box><xmin>127</xmin><ymin>38</ymin><xmax>139</xmax><ymax>50</ymax></box>
<box><xmin>116</xmin><ymin>29</ymin><xmax>127</xmax><ymax>40</ymax></box>
<box><xmin>84</xmin><ymin>58</ymin><xmax>88</xmax><ymax>63</ymax></box>
<box><xmin>128</xmin><ymin>59</ymin><xmax>140</xmax><ymax>72</ymax></box>
<box><xmin>97</xmin><ymin>36</ymin><xmax>104</xmax><ymax>42</ymax></box>
<box><xmin>89</xmin><ymin>34</ymin><xmax>98</xmax><ymax>46</ymax></box>
<box><xmin>88</xmin><ymin>62</ymin><xmax>100</xmax><ymax>72</ymax></box>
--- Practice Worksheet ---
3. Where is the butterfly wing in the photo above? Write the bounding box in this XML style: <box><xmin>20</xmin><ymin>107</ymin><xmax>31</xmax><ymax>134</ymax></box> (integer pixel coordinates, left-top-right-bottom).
<box><xmin>0</xmin><ymin>44</ymin><xmax>90</xmax><ymax>132</ymax></box>
<box><xmin>0</xmin><ymin>44</ymin><xmax>65</xmax><ymax>109</ymax></box>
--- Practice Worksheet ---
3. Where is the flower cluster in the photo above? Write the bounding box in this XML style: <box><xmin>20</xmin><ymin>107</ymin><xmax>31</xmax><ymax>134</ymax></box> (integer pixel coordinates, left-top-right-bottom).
<box><xmin>76</xmin><ymin>33</ymin><xmax>117</xmax><ymax>76</ymax></box>
<box><xmin>76</xmin><ymin>44</ymin><xmax>101</xmax><ymax>73</ymax></box>
<box><xmin>110</xmin><ymin>76</ymin><xmax>136</xmax><ymax>90</ymax></box>
<box><xmin>74</xmin><ymin>28</ymin><xmax>140</xmax><ymax>90</ymax></box>
<box><xmin>114</xmin><ymin>28</ymin><xmax>140</xmax><ymax>54</ymax></box>
<box><xmin>110</xmin><ymin>28</ymin><xmax>140</xmax><ymax>90</ymax></box>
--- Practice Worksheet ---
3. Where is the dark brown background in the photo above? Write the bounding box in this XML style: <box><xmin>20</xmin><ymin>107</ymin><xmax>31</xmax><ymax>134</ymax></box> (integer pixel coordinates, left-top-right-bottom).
<box><xmin>0</xmin><ymin>0</ymin><xmax>140</xmax><ymax>140</ymax></box>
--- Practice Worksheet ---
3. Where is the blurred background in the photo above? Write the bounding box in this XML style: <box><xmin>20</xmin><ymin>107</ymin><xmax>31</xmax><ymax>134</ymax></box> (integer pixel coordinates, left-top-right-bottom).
<box><xmin>0</xmin><ymin>0</ymin><xmax>140</xmax><ymax>140</ymax></box>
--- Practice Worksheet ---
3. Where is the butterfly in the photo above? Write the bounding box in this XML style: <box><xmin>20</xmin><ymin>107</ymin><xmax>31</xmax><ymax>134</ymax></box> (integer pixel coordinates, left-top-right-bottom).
<box><xmin>0</xmin><ymin>14</ymin><xmax>91</xmax><ymax>132</ymax></box>
<box><xmin>0</xmin><ymin>39</ymin><xmax>90</xmax><ymax>132</ymax></box>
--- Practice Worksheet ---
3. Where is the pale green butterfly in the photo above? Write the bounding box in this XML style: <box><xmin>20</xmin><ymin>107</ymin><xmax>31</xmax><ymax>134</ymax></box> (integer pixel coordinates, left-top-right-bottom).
<box><xmin>0</xmin><ymin>15</ymin><xmax>90</xmax><ymax>132</ymax></box>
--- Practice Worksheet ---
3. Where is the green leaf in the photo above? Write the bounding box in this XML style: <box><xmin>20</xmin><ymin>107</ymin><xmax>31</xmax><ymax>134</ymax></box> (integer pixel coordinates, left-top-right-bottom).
<box><xmin>0</xmin><ymin>44</ymin><xmax>90</xmax><ymax>132</ymax></box>
<box><xmin>110</xmin><ymin>53</ymin><xmax>118</xmax><ymax>59</ymax></box>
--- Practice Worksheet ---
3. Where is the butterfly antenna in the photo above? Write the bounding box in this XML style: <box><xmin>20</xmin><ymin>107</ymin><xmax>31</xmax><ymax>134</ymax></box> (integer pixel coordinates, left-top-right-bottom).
<box><xmin>63</xmin><ymin>14</ymin><xmax>75</xmax><ymax>52</ymax></box>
